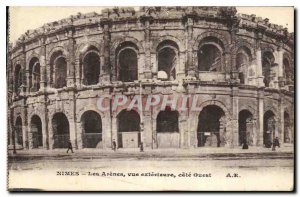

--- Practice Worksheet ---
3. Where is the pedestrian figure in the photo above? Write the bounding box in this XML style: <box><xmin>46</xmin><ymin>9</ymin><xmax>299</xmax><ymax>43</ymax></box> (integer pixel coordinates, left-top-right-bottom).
<box><xmin>274</xmin><ymin>137</ymin><xmax>280</xmax><ymax>148</ymax></box>
<box><xmin>242</xmin><ymin>140</ymin><xmax>249</xmax><ymax>149</ymax></box>
<box><xmin>139</xmin><ymin>142</ymin><xmax>144</xmax><ymax>152</ymax></box>
<box><xmin>112</xmin><ymin>139</ymin><xmax>117</xmax><ymax>152</ymax></box>
<box><xmin>67</xmin><ymin>140</ymin><xmax>74</xmax><ymax>153</ymax></box>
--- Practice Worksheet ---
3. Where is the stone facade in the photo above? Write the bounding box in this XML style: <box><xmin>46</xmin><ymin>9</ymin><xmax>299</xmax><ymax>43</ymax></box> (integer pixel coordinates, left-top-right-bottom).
<box><xmin>7</xmin><ymin>7</ymin><xmax>294</xmax><ymax>150</ymax></box>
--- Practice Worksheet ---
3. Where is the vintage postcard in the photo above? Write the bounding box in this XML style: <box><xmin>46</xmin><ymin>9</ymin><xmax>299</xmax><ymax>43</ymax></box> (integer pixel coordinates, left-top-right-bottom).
<box><xmin>7</xmin><ymin>6</ymin><xmax>294</xmax><ymax>191</ymax></box>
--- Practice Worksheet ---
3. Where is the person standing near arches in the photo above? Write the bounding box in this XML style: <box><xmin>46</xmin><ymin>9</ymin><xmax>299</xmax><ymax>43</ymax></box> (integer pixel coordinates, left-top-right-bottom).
<box><xmin>67</xmin><ymin>140</ymin><xmax>74</xmax><ymax>153</ymax></box>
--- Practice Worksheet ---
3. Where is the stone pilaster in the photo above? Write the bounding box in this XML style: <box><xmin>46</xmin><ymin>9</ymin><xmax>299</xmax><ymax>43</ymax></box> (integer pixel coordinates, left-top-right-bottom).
<box><xmin>100</xmin><ymin>19</ymin><xmax>111</xmax><ymax>84</ymax></box>
<box><xmin>67</xmin><ymin>28</ymin><xmax>76</xmax><ymax>87</ymax></box>
<box><xmin>141</xmin><ymin>16</ymin><xmax>152</xmax><ymax>79</ymax></box>
<box><xmin>69</xmin><ymin>91</ymin><xmax>78</xmax><ymax>149</ymax></box>
<box><xmin>102</xmin><ymin>113</ymin><xmax>112</xmax><ymax>149</ymax></box>
<box><xmin>75</xmin><ymin>58</ymin><xmax>81</xmax><ymax>87</ymax></box>
<box><xmin>257</xmin><ymin>88</ymin><xmax>264</xmax><ymax>146</ymax></box>
<box><xmin>22</xmin><ymin>106</ymin><xmax>28</xmax><ymax>149</ymax></box>
<box><xmin>25</xmin><ymin>70</ymin><xmax>31</xmax><ymax>94</ymax></box>
<box><xmin>256</xmin><ymin>32</ymin><xmax>264</xmax><ymax>87</ymax></box>
<box><xmin>231</xmin><ymin>86</ymin><xmax>239</xmax><ymax>147</ymax></box>
<box><xmin>279</xmin><ymin>93</ymin><xmax>285</xmax><ymax>144</ymax></box>
<box><xmin>39</xmin><ymin>37</ymin><xmax>47</xmax><ymax>90</ymax></box>
<box><xmin>143</xmin><ymin>110</ymin><xmax>153</xmax><ymax>149</ymax></box>
<box><xmin>185</xmin><ymin>16</ymin><xmax>196</xmax><ymax>78</ymax></box>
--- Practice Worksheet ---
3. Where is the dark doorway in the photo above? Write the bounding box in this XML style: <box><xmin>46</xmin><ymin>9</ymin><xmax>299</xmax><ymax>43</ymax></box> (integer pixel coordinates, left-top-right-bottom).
<box><xmin>81</xmin><ymin>111</ymin><xmax>102</xmax><ymax>148</ymax></box>
<box><xmin>31</xmin><ymin>115</ymin><xmax>43</xmax><ymax>148</ymax></box>
<box><xmin>156</xmin><ymin>108</ymin><xmax>179</xmax><ymax>148</ymax></box>
<box><xmin>52</xmin><ymin>113</ymin><xmax>70</xmax><ymax>148</ymax></box>
<box><xmin>238</xmin><ymin>110</ymin><xmax>253</xmax><ymax>146</ymax></box>
<box><xmin>263</xmin><ymin>110</ymin><xmax>276</xmax><ymax>147</ymax></box>
<box><xmin>197</xmin><ymin>105</ymin><xmax>225</xmax><ymax>147</ymax></box>
<box><xmin>15</xmin><ymin>116</ymin><xmax>23</xmax><ymax>147</ymax></box>
<box><xmin>117</xmin><ymin>110</ymin><xmax>141</xmax><ymax>148</ymax></box>
<box><xmin>284</xmin><ymin>112</ymin><xmax>290</xmax><ymax>143</ymax></box>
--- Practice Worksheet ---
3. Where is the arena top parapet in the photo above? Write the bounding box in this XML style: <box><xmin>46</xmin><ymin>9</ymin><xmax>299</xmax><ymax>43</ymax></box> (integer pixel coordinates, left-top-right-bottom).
<box><xmin>9</xmin><ymin>6</ymin><xmax>294</xmax><ymax>52</ymax></box>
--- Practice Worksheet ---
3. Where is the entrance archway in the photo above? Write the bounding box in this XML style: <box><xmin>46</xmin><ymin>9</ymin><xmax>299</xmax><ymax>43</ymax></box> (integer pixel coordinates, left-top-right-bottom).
<box><xmin>52</xmin><ymin>113</ymin><xmax>70</xmax><ymax>148</ymax></box>
<box><xmin>81</xmin><ymin>111</ymin><xmax>102</xmax><ymax>148</ymax></box>
<box><xmin>284</xmin><ymin>112</ymin><xmax>291</xmax><ymax>143</ymax></box>
<box><xmin>156</xmin><ymin>108</ymin><xmax>179</xmax><ymax>148</ymax></box>
<box><xmin>238</xmin><ymin>110</ymin><xmax>254</xmax><ymax>146</ymax></box>
<box><xmin>117</xmin><ymin>110</ymin><xmax>141</xmax><ymax>148</ymax></box>
<box><xmin>31</xmin><ymin>115</ymin><xmax>43</xmax><ymax>148</ymax></box>
<box><xmin>15</xmin><ymin>116</ymin><xmax>23</xmax><ymax>147</ymax></box>
<box><xmin>263</xmin><ymin>110</ymin><xmax>276</xmax><ymax>147</ymax></box>
<box><xmin>197</xmin><ymin>105</ymin><xmax>225</xmax><ymax>147</ymax></box>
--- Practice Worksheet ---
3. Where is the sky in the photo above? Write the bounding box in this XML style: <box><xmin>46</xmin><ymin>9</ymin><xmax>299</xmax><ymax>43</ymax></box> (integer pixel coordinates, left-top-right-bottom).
<box><xmin>8</xmin><ymin>6</ymin><xmax>294</xmax><ymax>43</ymax></box>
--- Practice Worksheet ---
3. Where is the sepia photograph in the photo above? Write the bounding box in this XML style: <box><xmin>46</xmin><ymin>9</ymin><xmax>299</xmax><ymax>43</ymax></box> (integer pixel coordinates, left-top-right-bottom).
<box><xmin>6</xmin><ymin>5</ymin><xmax>295</xmax><ymax>191</ymax></box>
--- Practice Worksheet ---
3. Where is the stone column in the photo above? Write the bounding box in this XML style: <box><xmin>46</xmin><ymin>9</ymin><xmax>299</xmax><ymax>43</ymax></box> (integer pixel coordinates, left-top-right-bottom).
<box><xmin>42</xmin><ymin>105</ymin><xmax>49</xmax><ymax>149</ymax></box>
<box><xmin>143</xmin><ymin>110</ymin><xmax>153</xmax><ymax>149</ymax></box>
<box><xmin>48</xmin><ymin>117</ymin><xmax>54</xmax><ymax>149</ymax></box>
<box><xmin>8</xmin><ymin>108</ymin><xmax>14</xmax><ymax>148</ymax></box>
<box><xmin>111</xmin><ymin>115</ymin><xmax>118</xmax><ymax>147</ymax></box>
<box><xmin>257</xmin><ymin>89</ymin><xmax>264</xmax><ymax>146</ymax></box>
<box><xmin>39</xmin><ymin>37</ymin><xmax>47</xmax><ymax>90</ymax></box>
<box><xmin>277</xmin><ymin>45</ymin><xmax>285</xmax><ymax>88</ymax></box>
<box><xmin>256</xmin><ymin>34</ymin><xmax>264</xmax><ymax>87</ymax></box>
<box><xmin>179</xmin><ymin>110</ymin><xmax>189</xmax><ymax>148</ymax></box>
<box><xmin>141</xmin><ymin>16</ymin><xmax>152</xmax><ymax>79</ymax></box>
<box><xmin>231</xmin><ymin>86</ymin><xmax>239</xmax><ymax>147</ymax></box>
<box><xmin>28</xmin><ymin>123</ymin><xmax>33</xmax><ymax>149</ymax></box>
<box><xmin>102</xmin><ymin>113</ymin><xmax>112</xmax><ymax>149</ymax></box>
<box><xmin>185</xmin><ymin>16</ymin><xmax>196</xmax><ymax>78</ymax></box>
<box><xmin>100</xmin><ymin>19</ymin><xmax>111</xmax><ymax>84</ymax></box>
<box><xmin>67</xmin><ymin>28</ymin><xmax>76</xmax><ymax>87</ymax></box>
<box><xmin>69</xmin><ymin>91</ymin><xmax>78</xmax><ymax>149</ymax></box>
<box><xmin>279</xmin><ymin>94</ymin><xmax>285</xmax><ymax>144</ymax></box>
<box><xmin>21</xmin><ymin>107</ymin><xmax>28</xmax><ymax>149</ymax></box>
<box><xmin>74</xmin><ymin>58</ymin><xmax>81</xmax><ymax>87</ymax></box>
<box><xmin>26</xmin><ymin>70</ymin><xmax>31</xmax><ymax>94</ymax></box>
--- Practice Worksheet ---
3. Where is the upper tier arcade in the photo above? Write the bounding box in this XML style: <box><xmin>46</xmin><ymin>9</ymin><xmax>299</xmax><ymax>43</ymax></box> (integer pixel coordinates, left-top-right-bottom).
<box><xmin>8</xmin><ymin>6</ymin><xmax>294</xmax><ymax>99</ymax></box>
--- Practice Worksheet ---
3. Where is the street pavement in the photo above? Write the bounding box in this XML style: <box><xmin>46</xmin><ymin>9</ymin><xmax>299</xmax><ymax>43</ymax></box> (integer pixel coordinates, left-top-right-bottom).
<box><xmin>7</xmin><ymin>146</ymin><xmax>294</xmax><ymax>191</ymax></box>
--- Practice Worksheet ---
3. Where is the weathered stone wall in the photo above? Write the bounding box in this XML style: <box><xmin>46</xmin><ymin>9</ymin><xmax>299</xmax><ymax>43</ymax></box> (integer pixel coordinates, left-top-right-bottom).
<box><xmin>8</xmin><ymin>7</ymin><xmax>294</xmax><ymax>150</ymax></box>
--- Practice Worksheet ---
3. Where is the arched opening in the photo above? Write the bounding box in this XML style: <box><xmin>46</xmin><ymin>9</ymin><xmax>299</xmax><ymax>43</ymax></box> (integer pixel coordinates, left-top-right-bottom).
<box><xmin>54</xmin><ymin>57</ymin><xmax>67</xmax><ymax>88</ymax></box>
<box><xmin>14</xmin><ymin>64</ymin><xmax>22</xmax><ymax>94</ymax></box>
<box><xmin>31</xmin><ymin>115</ymin><xmax>43</xmax><ymax>148</ymax></box>
<box><xmin>116</xmin><ymin>42</ymin><xmax>138</xmax><ymax>82</ymax></box>
<box><xmin>52</xmin><ymin>113</ymin><xmax>70</xmax><ymax>148</ymax></box>
<box><xmin>50</xmin><ymin>51</ymin><xmax>67</xmax><ymax>88</ymax></box>
<box><xmin>236</xmin><ymin>46</ymin><xmax>252</xmax><ymax>84</ymax></box>
<box><xmin>117</xmin><ymin>110</ymin><xmax>141</xmax><ymax>148</ymax></box>
<box><xmin>284</xmin><ymin>112</ymin><xmax>291</xmax><ymax>143</ymax></box>
<box><xmin>81</xmin><ymin>111</ymin><xmax>102</xmax><ymax>148</ymax></box>
<box><xmin>197</xmin><ymin>105</ymin><xmax>225</xmax><ymax>147</ymax></box>
<box><xmin>157</xmin><ymin>40</ymin><xmax>178</xmax><ymax>80</ymax></box>
<box><xmin>15</xmin><ymin>116</ymin><xmax>23</xmax><ymax>147</ymax></box>
<box><xmin>262</xmin><ymin>51</ymin><xmax>275</xmax><ymax>87</ymax></box>
<box><xmin>263</xmin><ymin>110</ymin><xmax>276</xmax><ymax>147</ymax></box>
<box><xmin>238</xmin><ymin>110</ymin><xmax>254</xmax><ymax>146</ymax></box>
<box><xmin>29</xmin><ymin>57</ymin><xmax>40</xmax><ymax>92</ymax></box>
<box><xmin>82</xmin><ymin>48</ymin><xmax>100</xmax><ymax>85</ymax></box>
<box><xmin>283</xmin><ymin>58</ymin><xmax>292</xmax><ymax>85</ymax></box>
<box><xmin>156</xmin><ymin>108</ymin><xmax>179</xmax><ymax>148</ymax></box>
<box><xmin>198</xmin><ymin>37</ymin><xmax>224</xmax><ymax>72</ymax></box>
